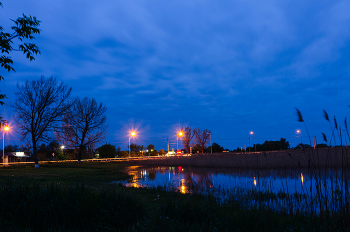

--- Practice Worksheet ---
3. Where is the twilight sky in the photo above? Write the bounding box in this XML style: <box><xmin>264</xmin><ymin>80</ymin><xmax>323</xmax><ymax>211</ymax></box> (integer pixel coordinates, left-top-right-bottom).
<box><xmin>1</xmin><ymin>0</ymin><xmax>350</xmax><ymax>151</ymax></box>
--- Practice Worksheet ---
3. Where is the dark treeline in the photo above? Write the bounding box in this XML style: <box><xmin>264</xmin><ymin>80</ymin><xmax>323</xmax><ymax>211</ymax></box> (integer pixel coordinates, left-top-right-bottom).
<box><xmin>232</xmin><ymin>138</ymin><xmax>290</xmax><ymax>152</ymax></box>
<box><xmin>96</xmin><ymin>143</ymin><xmax>166</xmax><ymax>158</ymax></box>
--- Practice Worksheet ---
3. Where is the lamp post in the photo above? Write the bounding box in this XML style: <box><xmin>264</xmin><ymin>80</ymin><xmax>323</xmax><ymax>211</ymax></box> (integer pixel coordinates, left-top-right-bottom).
<box><xmin>207</xmin><ymin>132</ymin><xmax>212</xmax><ymax>153</ymax></box>
<box><xmin>3</xmin><ymin>125</ymin><xmax>9</xmax><ymax>166</ymax></box>
<box><xmin>296</xmin><ymin>130</ymin><xmax>302</xmax><ymax>144</ymax></box>
<box><xmin>129</xmin><ymin>131</ymin><xmax>136</xmax><ymax>157</ymax></box>
<box><xmin>177</xmin><ymin>131</ymin><xmax>183</xmax><ymax>152</ymax></box>
<box><xmin>250</xmin><ymin>131</ymin><xmax>256</xmax><ymax>152</ymax></box>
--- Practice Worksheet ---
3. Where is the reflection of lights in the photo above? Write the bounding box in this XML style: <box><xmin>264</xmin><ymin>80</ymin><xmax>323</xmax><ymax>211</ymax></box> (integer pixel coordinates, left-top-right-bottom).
<box><xmin>181</xmin><ymin>185</ymin><xmax>186</xmax><ymax>194</ymax></box>
<box><xmin>254</xmin><ymin>177</ymin><xmax>257</xmax><ymax>187</ymax></box>
<box><xmin>179</xmin><ymin>178</ymin><xmax>187</xmax><ymax>194</ymax></box>
<box><xmin>301</xmin><ymin>173</ymin><xmax>304</xmax><ymax>185</ymax></box>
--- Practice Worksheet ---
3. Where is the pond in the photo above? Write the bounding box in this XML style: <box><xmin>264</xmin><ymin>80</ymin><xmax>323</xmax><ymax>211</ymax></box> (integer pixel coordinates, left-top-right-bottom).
<box><xmin>118</xmin><ymin>166</ymin><xmax>350</xmax><ymax>213</ymax></box>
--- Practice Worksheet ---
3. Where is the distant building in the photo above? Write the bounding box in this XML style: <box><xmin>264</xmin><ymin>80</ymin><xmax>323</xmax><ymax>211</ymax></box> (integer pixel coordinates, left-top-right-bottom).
<box><xmin>0</xmin><ymin>152</ymin><xmax>31</xmax><ymax>163</ymax></box>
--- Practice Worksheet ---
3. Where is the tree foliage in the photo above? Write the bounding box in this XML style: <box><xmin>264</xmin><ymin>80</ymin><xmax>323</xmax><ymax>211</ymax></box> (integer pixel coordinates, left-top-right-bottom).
<box><xmin>206</xmin><ymin>142</ymin><xmax>224</xmax><ymax>153</ymax></box>
<box><xmin>1</xmin><ymin>145</ymin><xmax>19</xmax><ymax>153</ymax></box>
<box><xmin>12</xmin><ymin>76</ymin><xmax>74</xmax><ymax>166</ymax></box>
<box><xmin>0</xmin><ymin>2</ymin><xmax>41</xmax><ymax>105</ymax></box>
<box><xmin>147</xmin><ymin>144</ymin><xmax>158</xmax><ymax>156</ymax></box>
<box><xmin>56</xmin><ymin>97</ymin><xmax>108</xmax><ymax>161</ymax></box>
<box><xmin>257</xmin><ymin>138</ymin><xmax>290</xmax><ymax>151</ymax></box>
<box><xmin>97</xmin><ymin>144</ymin><xmax>116</xmax><ymax>158</ymax></box>
<box><xmin>182</xmin><ymin>127</ymin><xmax>195</xmax><ymax>153</ymax></box>
<box><xmin>158</xmin><ymin>149</ymin><xmax>166</xmax><ymax>156</ymax></box>
<box><xmin>193</xmin><ymin>128</ymin><xmax>211</xmax><ymax>153</ymax></box>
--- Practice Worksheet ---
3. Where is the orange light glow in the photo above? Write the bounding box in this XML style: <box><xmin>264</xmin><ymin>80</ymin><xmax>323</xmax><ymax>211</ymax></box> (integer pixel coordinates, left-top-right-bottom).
<box><xmin>4</xmin><ymin>126</ymin><xmax>9</xmax><ymax>131</ymax></box>
<box><xmin>296</xmin><ymin>130</ymin><xmax>301</xmax><ymax>134</ymax></box>
<box><xmin>178</xmin><ymin>131</ymin><xmax>183</xmax><ymax>137</ymax></box>
<box><xmin>301</xmin><ymin>173</ymin><xmax>304</xmax><ymax>185</ymax></box>
<box><xmin>180</xmin><ymin>179</ymin><xmax>187</xmax><ymax>194</ymax></box>
<box><xmin>131</xmin><ymin>131</ymin><xmax>136</xmax><ymax>137</ymax></box>
<box><xmin>254</xmin><ymin>177</ymin><xmax>257</xmax><ymax>187</ymax></box>
<box><xmin>250</xmin><ymin>131</ymin><xmax>254</xmax><ymax>135</ymax></box>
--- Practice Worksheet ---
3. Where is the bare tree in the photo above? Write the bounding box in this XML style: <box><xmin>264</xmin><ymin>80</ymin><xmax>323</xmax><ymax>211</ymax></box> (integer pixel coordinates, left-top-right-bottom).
<box><xmin>193</xmin><ymin>128</ymin><xmax>211</xmax><ymax>153</ymax></box>
<box><xmin>182</xmin><ymin>127</ymin><xmax>194</xmax><ymax>153</ymax></box>
<box><xmin>12</xmin><ymin>76</ymin><xmax>75</xmax><ymax>167</ymax></box>
<box><xmin>56</xmin><ymin>97</ymin><xmax>107</xmax><ymax>161</ymax></box>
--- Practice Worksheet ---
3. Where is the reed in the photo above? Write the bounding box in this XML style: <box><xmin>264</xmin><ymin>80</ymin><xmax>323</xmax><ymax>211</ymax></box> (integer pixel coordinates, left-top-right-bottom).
<box><xmin>0</xmin><ymin>155</ymin><xmax>349</xmax><ymax>231</ymax></box>
<box><xmin>294</xmin><ymin>108</ymin><xmax>350</xmax><ymax>231</ymax></box>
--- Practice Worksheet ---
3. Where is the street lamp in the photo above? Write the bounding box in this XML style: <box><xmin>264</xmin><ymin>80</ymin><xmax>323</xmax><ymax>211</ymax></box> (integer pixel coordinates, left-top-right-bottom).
<box><xmin>129</xmin><ymin>131</ymin><xmax>136</xmax><ymax>157</ymax></box>
<box><xmin>250</xmin><ymin>131</ymin><xmax>256</xmax><ymax>152</ymax></box>
<box><xmin>177</xmin><ymin>131</ymin><xmax>183</xmax><ymax>152</ymax></box>
<box><xmin>3</xmin><ymin>125</ymin><xmax>9</xmax><ymax>166</ymax></box>
<box><xmin>207</xmin><ymin>132</ymin><xmax>212</xmax><ymax>153</ymax></box>
<box><xmin>296</xmin><ymin>130</ymin><xmax>302</xmax><ymax>144</ymax></box>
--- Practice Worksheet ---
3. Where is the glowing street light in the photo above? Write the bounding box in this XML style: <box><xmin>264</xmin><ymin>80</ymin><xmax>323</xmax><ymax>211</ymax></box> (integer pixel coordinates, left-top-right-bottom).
<box><xmin>250</xmin><ymin>131</ymin><xmax>256</xmax><ymax>152</ymax></box>
<box><xmin>3</xmin><ymin>125</ymin><xmax>9</xmax><ymax>166</ymax></box>
<box><xmin>177</xmin><ymin>131</ymin><xmax>183</xmax><ymax>152</ymax></box>
<box><xmin>129</xmin><ymin>131</ymin><xmax>136</xmax><ymax>157</ymax></box>
<box><xmin>296</xmin><ymin>130</ymin><xmax>302</xmax><ymax>144</ymax></box>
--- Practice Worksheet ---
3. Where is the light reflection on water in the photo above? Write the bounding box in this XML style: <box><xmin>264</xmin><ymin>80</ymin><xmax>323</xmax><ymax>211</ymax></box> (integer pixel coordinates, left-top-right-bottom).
<box><xmin>119</xmin><ymin>166</ymin><xmax>350</xmax><ymax>213</ymax></box>
<box><xmin>122</xmin><ymin>166</ymin><xmax>328</xmax><ymax>195</ymax></box>
<box><xmin>121</xmin><ymin>166</ymin><xmax>350</xmax><ymax>197</ymax></box>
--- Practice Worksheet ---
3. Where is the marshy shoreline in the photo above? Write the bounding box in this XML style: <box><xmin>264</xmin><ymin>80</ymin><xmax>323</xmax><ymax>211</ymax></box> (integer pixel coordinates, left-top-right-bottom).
<box><xmin>126</xmin><ymin>147</ymin><xmax>350</xmax><ymax>169</ymax></box>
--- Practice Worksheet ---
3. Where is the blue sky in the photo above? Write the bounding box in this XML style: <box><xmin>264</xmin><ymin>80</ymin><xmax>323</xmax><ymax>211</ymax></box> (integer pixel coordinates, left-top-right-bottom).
<box><xmin>1</xmin><ymin>0</ymin><xmax>350</xmax><ymax>151</ymax></box>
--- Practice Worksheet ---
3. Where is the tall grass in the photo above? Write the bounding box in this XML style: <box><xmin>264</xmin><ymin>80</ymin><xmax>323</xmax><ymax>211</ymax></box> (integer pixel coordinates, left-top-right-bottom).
<box><xmin>295</xmin><ymin>108</ymin><xmax>350</xmax><ymax>231</ymax></box>
<box><xmin>0</xmin><ymin>181</ymin><xmax>144</xmax><ymax>231</ymax></box>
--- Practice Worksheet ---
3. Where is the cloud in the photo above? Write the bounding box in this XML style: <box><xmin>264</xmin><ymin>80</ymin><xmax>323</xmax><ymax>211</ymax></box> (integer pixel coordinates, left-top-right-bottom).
<box><xmin>1</xmin><ymin>0</ymin><xmax>350</xmax><ymax>149</ymax></box>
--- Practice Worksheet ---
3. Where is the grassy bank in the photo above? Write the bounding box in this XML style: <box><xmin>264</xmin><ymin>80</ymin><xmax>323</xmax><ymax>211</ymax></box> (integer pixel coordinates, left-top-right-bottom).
<box><xmin>128</xmin><ymin>147</ymin><xmax>350</xmax><ymax>169</ymax></box>
<box><xmin>0</xmin><ymin>162</ymin><xmax>348</xmax><ymax>231</ymax></box>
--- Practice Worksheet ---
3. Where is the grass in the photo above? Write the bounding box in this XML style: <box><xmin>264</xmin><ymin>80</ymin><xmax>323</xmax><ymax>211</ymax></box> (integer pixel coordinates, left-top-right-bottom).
<box><xmin>0</xmin><ymin>162</ymin><xmax>130</xmax><ymax>187</ymax></box>
<box><xmin>0</xmin><ymin>162</ymin><xmax>349</xmax><ymax>231</ymax></box>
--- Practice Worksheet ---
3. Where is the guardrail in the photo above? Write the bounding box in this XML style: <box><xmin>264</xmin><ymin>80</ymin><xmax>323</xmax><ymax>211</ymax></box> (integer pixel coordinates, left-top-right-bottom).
<box><xmin>3</xmin><ymin>156</ymin><xmax>168</xmax><ymax>165</ymax></box>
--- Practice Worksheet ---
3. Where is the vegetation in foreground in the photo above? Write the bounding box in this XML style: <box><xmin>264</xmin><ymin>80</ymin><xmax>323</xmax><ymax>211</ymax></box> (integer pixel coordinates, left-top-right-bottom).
<box><xmin>0</xmin><ymin>162</ymin><xmax>349</xmax><ymax>231</ymax></box>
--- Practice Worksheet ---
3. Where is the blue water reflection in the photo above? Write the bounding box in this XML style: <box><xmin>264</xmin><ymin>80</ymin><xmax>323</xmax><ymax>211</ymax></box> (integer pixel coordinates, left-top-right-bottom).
<box><xmin>123</xmin><ymin>166</ymin><xmax>341</xmax><ymax>195</ymax></box>
<box><xmin>119</xmin><ymin>166</ymin><xmax>350</xmax><ymax>213</ymax></box>
<box><xmin>126</xmin><ymin>166</ymin><xmax>349</xmax><ymax>195</ymax></box>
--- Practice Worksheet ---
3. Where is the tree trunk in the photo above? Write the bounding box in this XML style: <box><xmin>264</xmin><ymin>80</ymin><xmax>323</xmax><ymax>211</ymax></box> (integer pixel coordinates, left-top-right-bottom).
<box><xmin>78</xmin><ymin>146</ymin><xmax>82</xmax><ymax>162</ymax></box>
<box><xmin>33</xmin><ymin>140</ymin><xmax>39</xmax><ymax>168</ymax></box>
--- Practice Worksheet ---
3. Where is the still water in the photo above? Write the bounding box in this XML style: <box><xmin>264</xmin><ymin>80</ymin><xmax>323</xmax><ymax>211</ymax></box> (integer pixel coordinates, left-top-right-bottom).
<box><xmin>121</xmin><ymin>166</ymin><xmax>349</xmax><ymax>196</ymax></box>
<box><xmin>118</xmin><ymin>166</ymin><xmax>350</xmax><ymax>213</ymax></box>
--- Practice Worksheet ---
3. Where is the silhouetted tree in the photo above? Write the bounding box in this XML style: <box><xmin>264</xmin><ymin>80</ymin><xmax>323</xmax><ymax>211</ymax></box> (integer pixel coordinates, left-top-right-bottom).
<box><xmin>12</xmin><ymin>76</ymin><xmax>75</xmax><ymax>167</ymax></box>
<box><xmin>97</xmin><ymin>144</ymin><xmax>116</xmax><ymax>158</ymax></box>
<box><xmin>147</xmin><ymin>144</ymin><xmax>157</xmax><ymax>156</ymax></box>
<box><xmin>4</xmin><ymin>145</ymin><xmax>19</xmax><ymax>152</ymax></box>
<box><xmin>159</xmin><ymin>149</ymin><xmax>166</xmax><ymax>156</ymax></box>
<box><xmin>0</xmin><ymin>1</ymin><xmax>41</xmax><ymax>105</ymax></box>
<box><xmin>206</xmin><ymin>142</ymin><xmax>224</xmax><ymax>153</ymax></box>
<box><xmin>56</xmin><ymin>97</ymin><xmax>107</xmax><ymax>161</ymax></box>
<box><xmin>182</xmin><ymin>127</ymin><xmax>194</xmax><ymax>153</ymax></box>
<box><xmin>316</xmin><ymin>143</ymin><xmax>328</xmax><ymax>148</ymax></box>
<box><xmin>193</xmin><ymin>128</ymin><xmax>211</xmax><ymax>153</ymax></box>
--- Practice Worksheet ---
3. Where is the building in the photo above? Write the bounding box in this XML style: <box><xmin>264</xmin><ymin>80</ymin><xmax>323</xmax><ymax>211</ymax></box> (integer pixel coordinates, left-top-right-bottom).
<box><xmin>0</xmin><ymin>152</ymin><xmax>31</xmax><ymax>164</ymax></box>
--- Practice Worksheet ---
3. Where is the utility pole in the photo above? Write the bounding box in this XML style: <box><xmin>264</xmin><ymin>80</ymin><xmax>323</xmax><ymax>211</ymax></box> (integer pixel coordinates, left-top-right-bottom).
<box><xmin>167</xmin><ymin>138</ymin><xmax>169</xmax><ymax>155</ymax></box>
<box><xmin>210</xmin><ymin>133</ymin><xmax>212</xmax><ymax>153</ymax></box>
<box><xmin>249</xmin><ymin>138</ymin><xmax>250</xmax><ymax>152</ymax></box>
<box><xmin>254</xmin><ymin>136</ymin><xmax>256</xmax><ymax>152</ymax></box>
